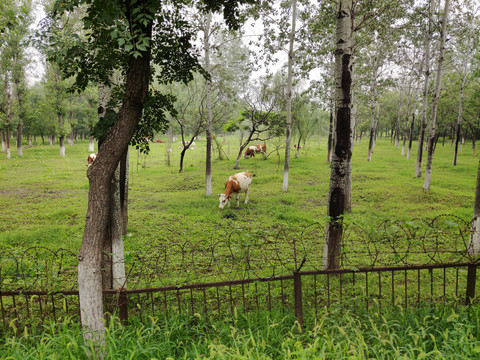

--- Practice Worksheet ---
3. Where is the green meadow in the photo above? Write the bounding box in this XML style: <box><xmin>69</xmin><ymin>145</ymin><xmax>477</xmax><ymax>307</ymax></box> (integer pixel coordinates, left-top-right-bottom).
<box><xmin>1</xmin><ymin>136</ymin><xmax>480</xmax><ymax>359</ymax></box>
<box><xmin>0</xmin><ymin>136</ymin><xmax>477</xmax><ymax>254</ymax></box>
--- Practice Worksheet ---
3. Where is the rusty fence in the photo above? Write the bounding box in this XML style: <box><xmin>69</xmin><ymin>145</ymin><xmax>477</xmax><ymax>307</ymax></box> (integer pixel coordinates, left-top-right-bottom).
<box><xmin>1</xmin><ymin>215</ymin><xmax>479</xmax><ymax>334</ymax></box>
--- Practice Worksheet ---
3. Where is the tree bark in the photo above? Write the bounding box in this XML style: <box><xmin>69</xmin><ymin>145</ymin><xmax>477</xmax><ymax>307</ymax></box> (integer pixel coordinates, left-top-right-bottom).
<box><xmin>423</xmin><ymin>0</ymin><xmax>449</xmax><ymax>191</ymax></box>
<box><xmin>78</xmin><ymin>19</ymin><xmax>152</xmax><ymax>344</ymax></box>
<box><xmin>283</xmin><ymin>0</ymin><xmax>297</xmax><ymax>192</ymax></box>
<box><xmin>345</xmin><ymin>101</ymin><xmax>357</xmax><ymax>212</ymax></box>
<box><xmin>323</xmin><ymin>0</ymin><xmax>353</xmax><ymax>270</ymax></box>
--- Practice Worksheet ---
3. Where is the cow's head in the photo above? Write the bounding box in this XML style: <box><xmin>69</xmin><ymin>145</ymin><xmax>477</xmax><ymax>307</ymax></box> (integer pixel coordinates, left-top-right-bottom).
<box><xmin>218</xmin><ymin>194</ymin><xmax>230</xmax><ymax>209</ymax></box>
<box><xmin>87</xmin><ymin>153</ymin><xmax>97</xmax><ymax>167</ymax></box>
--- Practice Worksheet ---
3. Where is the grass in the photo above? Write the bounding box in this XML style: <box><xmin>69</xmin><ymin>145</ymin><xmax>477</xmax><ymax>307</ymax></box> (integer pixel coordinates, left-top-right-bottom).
<box><xmin>0</xmin><ymin>136</ymin><xmax>478</xmax><ymax>280</ymax></box>
<box><xmin>1</xmin><ymin>136</ymin><xmax>479</xmax><ymax>358</ymax></box>
<box><xmin>2</xmin><ymin>136</ymin><xmax>477</xmax><ymax>249</ymax></box>
<box><xmin>2</xmin><ymin>304</ymin><xmax>480</xmax><ymax>359</ymax></box>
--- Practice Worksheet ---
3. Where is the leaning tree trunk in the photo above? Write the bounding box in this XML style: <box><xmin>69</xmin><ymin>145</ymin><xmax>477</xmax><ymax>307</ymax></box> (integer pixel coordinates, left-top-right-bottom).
<box><xmin>322</xmin><ymin>0</ymin><xmax>353</xmax><ymax>270</ymax></box>
<box><xmin>423</xmin><ymin>0</ymin><xmax>449</xmax><ymax>191</ymax></box>
<box><xmin>78</xmin><ymin>21</ymin><xmax>152</xmax><ymax>345</ymax></box>
<box><xmin>204</xmin><ymin>12</ymin><xmax>213</xmax><ymax>196</ymax></box>
<box><xmin>416</xmin><ymin>0</ymin><xmax>432</xmax><ymax>178</ymax></box>
<box><xmin>283</xmin><ymin>0</ymin><xmax>297</xmax><ymax>192</ymax></box>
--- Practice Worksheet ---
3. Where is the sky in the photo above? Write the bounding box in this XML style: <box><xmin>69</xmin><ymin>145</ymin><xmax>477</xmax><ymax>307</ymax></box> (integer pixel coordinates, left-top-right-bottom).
<box><xmin>26</xmin><ymin>1</ymin><xmax>46</xmax><ymax>86</ymax></box>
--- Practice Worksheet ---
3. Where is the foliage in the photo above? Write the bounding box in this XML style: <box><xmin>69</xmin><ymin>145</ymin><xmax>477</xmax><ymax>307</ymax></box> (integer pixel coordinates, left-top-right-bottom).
<box><xmin>2</xmin><ymin>305</ymin><xmax>480</xmax><ymax>359</ymax></box>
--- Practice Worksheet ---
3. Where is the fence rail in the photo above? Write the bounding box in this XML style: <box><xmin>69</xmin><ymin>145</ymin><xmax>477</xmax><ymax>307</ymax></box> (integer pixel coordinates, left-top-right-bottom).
<box><xmin>1</xmin><ymin>261</ymin><xmax>478</xmax><ymax>335</ymax></box>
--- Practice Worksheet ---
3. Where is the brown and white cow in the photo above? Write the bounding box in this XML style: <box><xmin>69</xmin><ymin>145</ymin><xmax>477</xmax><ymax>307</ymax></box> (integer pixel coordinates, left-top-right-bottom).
<box><xmin>243</xmin><ymin>144</ymin><xmax>266</xmax><ymax>159</ymax></box>
<box><xmin>218</xmin><ymin>171</ymin><xmax>252</xmax><ymax>209</ymax></box>
<box><xmin>87</xmin><ymin>153</ymin><xmax>97</xmax><ymax>167</ymax></box>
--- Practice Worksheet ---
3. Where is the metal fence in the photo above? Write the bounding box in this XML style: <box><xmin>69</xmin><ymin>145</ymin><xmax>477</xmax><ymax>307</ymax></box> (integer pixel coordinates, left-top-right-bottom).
<box><xmin>1</xmin><ymin>215</ymin><xmax>479</xmax><ymax>335</ymax></box>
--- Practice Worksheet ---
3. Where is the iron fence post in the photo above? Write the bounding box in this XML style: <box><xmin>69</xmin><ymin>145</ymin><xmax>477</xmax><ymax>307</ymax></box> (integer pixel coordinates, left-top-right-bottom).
<box><xmin>118</xmin><ymin>288</ymin><xmax>128</xmax><ymax>325</ymax></box>
<box><xmin>293</xmin><ymin>271</ymin><xmax>304</xmax><ymax>331</ymax></box>
<box><xmin>466</xmin><ymin>264</ymin><xmax>477</xmax><ymax>305</ymax></box>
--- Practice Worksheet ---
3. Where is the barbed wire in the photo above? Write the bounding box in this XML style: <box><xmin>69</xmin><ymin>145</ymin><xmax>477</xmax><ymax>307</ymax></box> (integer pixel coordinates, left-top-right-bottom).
<box><xmin>1</xmin><ymin>215</ymin><xmax>477</xmax><ymax>292</ymax></box>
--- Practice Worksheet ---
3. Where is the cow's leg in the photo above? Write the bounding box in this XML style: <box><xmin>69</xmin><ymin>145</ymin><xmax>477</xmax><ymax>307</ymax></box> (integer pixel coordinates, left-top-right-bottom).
<box><xmin>244</xmin><ymin>187</ymin><xmax>250</xmax><ymax>204</ymax></box>
<box><xmin>236</xmin><ymin>193</ymin><xmax>240</xmax><ymax>206</ymax></box>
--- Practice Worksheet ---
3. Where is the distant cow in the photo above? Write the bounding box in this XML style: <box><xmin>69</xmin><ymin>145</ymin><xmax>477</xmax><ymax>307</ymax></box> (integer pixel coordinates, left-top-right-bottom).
<box><xmin>87</xmin><ymin>153</ymin><xmax>97</xmax><ymax>166</ymax></box>
<box><xmin>218</xmin><ymin>171</ymin><xmax>252</xmax><ymax>209</ymax></box>
<box><xmin>243</xmin><ymin>144</ymin><xmax>266</xmax><ymax>159</ymax></box>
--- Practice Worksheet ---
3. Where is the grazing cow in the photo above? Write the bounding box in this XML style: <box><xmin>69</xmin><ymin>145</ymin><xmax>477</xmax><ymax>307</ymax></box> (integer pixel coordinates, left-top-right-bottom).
<box><xmin>87</xmin><ymin>153</ymin><xmax>97</xmax><ymax>166</ymax></box>
<box><xmin>218</xmin><ymin>171</ymin><xmax>252</xmax><ymax>209</ymax></box>
<box><xmin>293</xmin><ymin>144</ymin><xmax>304</xmax><ymax>149</ymax></box>
<box><xmin>243</xmin><ymin>144</ymin><xmax>267</xmax><ymax>159</ymax></box>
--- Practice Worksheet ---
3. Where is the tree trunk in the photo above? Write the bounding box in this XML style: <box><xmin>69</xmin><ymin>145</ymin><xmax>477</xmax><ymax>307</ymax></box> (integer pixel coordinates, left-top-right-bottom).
<box><xmin>120</xmin><ymin>149</ymin><xmax>129</xmax><ymax>235</ymax></box>
<box><xmin>78</xmin><ymin>19</ymin><xmax>152</xmax><ymax>345</ymax></box>
<box><xmin>89</xmin><ymin>136</ymin><xmax>95</xmax><ymax>152</ymax></box>
<box><xmin>58</xmin><ymin>112</ymin><xmax>66</xmax><ymax>157</ymax></box>
<box><xmin>345</xmin><ymin>101</ymin><xmax>357</xmax><ymax>212</ymax></box>
<box><xmin>367</xmin><ymin>47</ymin><xmax>379</xmax><ymax>162</ymax></box>
<box><xmin>423</xmin><ymin>0</ymin><xmax>449</xmax><ymax>191</ymax></box>
<box><xmin>179</xmin><ymin>148</ymin><xmax>187</xmax><ymax>173</ymax></box>
<box><xmin>1</xmin><ymin>129</ymin><xmax>6</xmax><ymax>153</ymax></box>
<box><xmin>453</xmin><ymin>65</ymin><xmax>468</xmax><ymax>166</ymax></box>
<box><xmin>6</xmin><ymin>127</ymin><xmax>11</xmax><ymax>159</ymax></box>
<box><xmin>395</xmin><ymin>93</ymin><xmax>403</xmax><ymax>148</ymax></box>
<box><xmin>401</xmin><ymin>80</ymin><xmax>413</xmax><ymax>155</ymax></box>
<box><xmin>283</xmin><ymin>0</ymin><xmax>297</xmax><ymax>192</ymax></box>
<box><xmin>17</xmin><ymin>123</ymin><xmax>23</xmax><ymax>157</ymax></box>
<box><xmin>407</xmin><ymin>112</ymin><xmax>415</xmax><ymax>160</ymax></box>
<box><xmin>469</xmin><ymin>158</ymin><xmax>480</xmax><ymax>256</ymax></box>
<box><xmin>204</xmin><ymin>12</ymin><xmax>213</xmax><ymax>196</ymax></box>
<box><xmin>323</xmin><ymin>0</ymin><xmax>353</xmax><ymax>270</ymax></box>
<box><xmin>327</xmin><ymin>53</ymin><xmax>335</xmax><ymax>163</ymax></box>
<box><xmin>327</xmin><ymin>110</ymin><xmax>333</xmax><ymax>163</ymax></box>
<box><xmin>416</xmin><ymin>0</ymin><xmax>432</xmax><ymax>178</ymax></box>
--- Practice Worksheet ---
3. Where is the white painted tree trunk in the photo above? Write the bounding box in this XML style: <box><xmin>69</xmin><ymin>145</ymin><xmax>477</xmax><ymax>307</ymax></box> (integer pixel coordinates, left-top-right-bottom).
<box><xmin>423</xmin><ymin>0</ymin><xmax>450</xmax><ymax>191</ymax></box>
<box><xmin>89</xmin><ymin>136</ymin><xmax>95</xmax><ymax>152</ymax></box>
<box><xmin>112</xmin><ymin>166</ymin><xmax>126</xmax><ymax>289</ymax></box>
<box><xmin>283</xmin><ymin>0</ymin><xmax>297</xmax><ymax>192</ymax></box>
<box><xmin>1</xmin><ymin>130</ymin><xmax>5</xmax><ymax>152</ymax></box>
